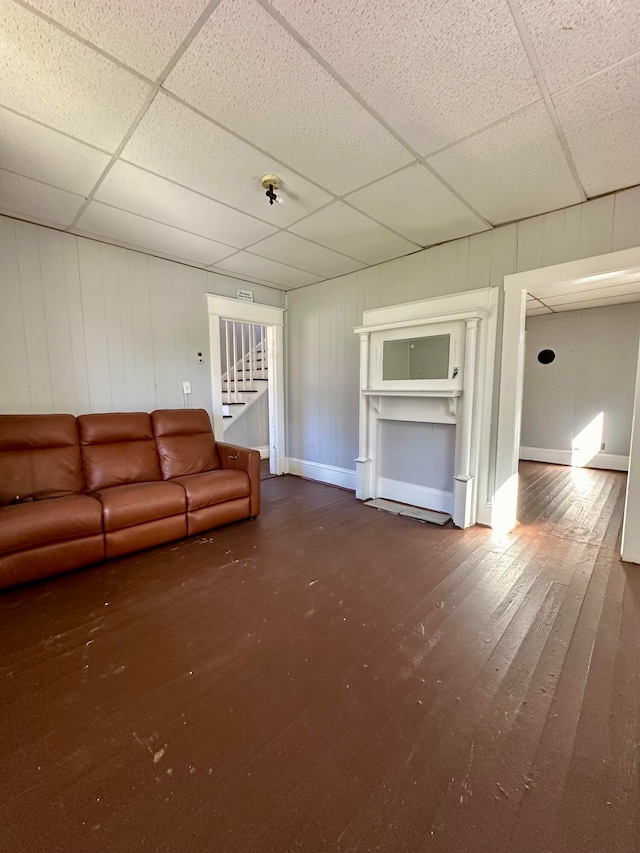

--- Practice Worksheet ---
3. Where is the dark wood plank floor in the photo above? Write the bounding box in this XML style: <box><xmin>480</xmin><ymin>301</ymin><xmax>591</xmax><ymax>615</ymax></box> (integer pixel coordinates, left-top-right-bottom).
<box><xmin>1</xmin><ymin>462</ymin><xmax>638</xmax><ymax>852</ymax></box>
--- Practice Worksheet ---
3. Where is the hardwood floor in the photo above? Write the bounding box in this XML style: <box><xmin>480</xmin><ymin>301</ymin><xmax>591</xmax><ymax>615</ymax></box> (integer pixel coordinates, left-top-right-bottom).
<box><xmin>1</xmin><ymin>462</ymin><xmax>638</xmax><ymax>852</ymax></box>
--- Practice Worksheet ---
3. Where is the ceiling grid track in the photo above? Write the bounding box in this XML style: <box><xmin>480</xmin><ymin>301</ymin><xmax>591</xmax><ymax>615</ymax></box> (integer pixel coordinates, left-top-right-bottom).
<box><xmin>254</xmin><ymin>0</ymin><xmax>494</xmax><ymax>231</ymax></box>
<box><xmin>505</xmin><ymin>0</ymin><xmax>588</xmax><ymax>203</ymax></box>
<box><xmin>3</xmin><ymin>0</ymin><xmax>639</xmax><ymax>288</ymax></box>
<box><xmin>65</xmin><ymin>0</ymin><xmax>226</xmax><ymax>232</ymax></box>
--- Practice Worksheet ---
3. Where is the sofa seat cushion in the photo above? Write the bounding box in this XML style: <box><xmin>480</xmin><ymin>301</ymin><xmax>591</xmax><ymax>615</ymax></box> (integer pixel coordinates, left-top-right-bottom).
<box><xmin>172</xmin><ymin>470</ymin><xmax>250</xmax><ymax>511</ymax></box>
<box><xmin>0</xmin><ymin>495</ymin><xmax>103</xmax><ymax>555</ymax></box>
<box><xmin>95</xmin><ymin>481</ymin><xmax>186</xmax><ymax>532</ymax></box>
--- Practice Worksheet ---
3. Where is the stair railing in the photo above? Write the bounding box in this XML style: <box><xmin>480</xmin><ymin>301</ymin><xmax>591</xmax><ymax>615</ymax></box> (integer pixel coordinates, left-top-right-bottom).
<box><xmin>221</xmin><ymin>321</ymin><xmax>267</xmax><ymax>406</ymax></box>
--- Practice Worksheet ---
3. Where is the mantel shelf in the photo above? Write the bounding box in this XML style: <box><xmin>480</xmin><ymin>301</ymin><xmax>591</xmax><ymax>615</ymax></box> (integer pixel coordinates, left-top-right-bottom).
<box><xmin>362</xmin><ymin>389</ymin><xmax>462</xmax><ymax>398</ymax></box>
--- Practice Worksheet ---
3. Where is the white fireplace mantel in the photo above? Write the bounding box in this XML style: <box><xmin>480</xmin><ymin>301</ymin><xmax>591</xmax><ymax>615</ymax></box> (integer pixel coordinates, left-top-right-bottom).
<box><xmin>354</xmin><ymin>288</ymin><xmax>498</xmax><ymax>528</ymax></box>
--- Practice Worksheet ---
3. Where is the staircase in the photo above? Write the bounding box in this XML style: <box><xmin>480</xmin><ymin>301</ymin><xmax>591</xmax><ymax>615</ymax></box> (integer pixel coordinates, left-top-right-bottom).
<box><xmin>221</xmin><ymin>321</ymin><xmax>268</xmax><ymax>434</ymax></box>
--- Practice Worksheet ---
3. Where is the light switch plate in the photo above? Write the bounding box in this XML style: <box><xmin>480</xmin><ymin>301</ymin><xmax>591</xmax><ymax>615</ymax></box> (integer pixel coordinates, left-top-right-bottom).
<box><xmin>182</xmin><ymin>381</ymin><xmax>192</xmax><ymax>395</ymax></box>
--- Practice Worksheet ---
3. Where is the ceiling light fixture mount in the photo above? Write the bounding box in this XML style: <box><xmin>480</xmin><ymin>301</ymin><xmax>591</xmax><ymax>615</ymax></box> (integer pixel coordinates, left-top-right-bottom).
<box><xmin>261</xmin><ymin>174</ymin><xmax>283</xmax><ymax>206</ymax></box>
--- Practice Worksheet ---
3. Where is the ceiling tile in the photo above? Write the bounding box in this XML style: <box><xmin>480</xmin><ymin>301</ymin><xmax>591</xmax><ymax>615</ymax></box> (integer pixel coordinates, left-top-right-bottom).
<box><xmin>22</xmin><ymin>0</ymin><xmax>211</xmax><ymax>79</ymax></box>
<box><xmin>543</xmin><ymin>280</ymin><xmax>640</xmax><ymax>307</ymax></box>
<box><xmin>553</xmin><ymin>57</ymin><xmax>640</xmax><ymax>198</ymax></box>
<box><xmin>249</xmin><ymin>231</ymin><xmax>363</xmax><ymax>278</ymax></box>
<box><xmin>164</xmin><ymin>0</ymin><xmax>412</xmax><ymax>193</ymax></box>
<box><xmin>549</xmin><ymin>293</ymin><xmax>640</xmax><ymax>313</ymax></box>
<box><xmin>214</xmin><ymin>252</ymin><xmax>322</xmax><ymax>289</ymax></box>
<box><xmin>0</xmin><ymin>107</ymin><xmax>110</xmax><ymax>195</ymax></box>
<box><xmin>428</xmin><ymin>103</ymin><xmax>583</xmax><ymax>224</ymax></box>
<box><xmin>121</xmin><ymin>94</ymin><xmax>332</xmax><ymax>227</ymax></box>
<box><xmin>346</xmin><ymin>163</ymin><xmax>490</xmax><ymax>247</ymax></box>
<box><xmin>95</xmin><ymin>161</ymin><xmax>278</xmax><ymax>248</ymax></box>
<box><xmin>0</xmin><ymin>1</ymin><xmax>150</xmax><ymax>150</ymax></box>
<box><xmin>0</xmin><ymin>169</ymin><xmax>85</xmax><ymax>227</ymax></box>
<box><xmin>268</xmin><ymin>0</ymin><xmax>539</xmax><ymax>154</ymax></box>
<box><xmin>289</xmin><ymin>201</ymin><xmax>420</xmax><ymax>265</ymax></box>
<box><xmin>518</xmin><ymin>0</ymin><xmax>640</xmax><ymax>92</ymax></box>
<box><xmin>75</xmin><ymin>202</ymin><xmax>237</xmax><ymax>266</ymax></box>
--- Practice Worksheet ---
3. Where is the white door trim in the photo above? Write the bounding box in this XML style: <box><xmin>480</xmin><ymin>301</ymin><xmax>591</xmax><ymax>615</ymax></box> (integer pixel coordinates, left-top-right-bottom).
<box><xmin>206</xmin><ymin>294</ymin><xmax>286</xmax><ymax>475</ymax></box>
<box><xmin>494</xmin><ymin>246</ymin><xmax>640</xmax><ymax>553</ymax></box>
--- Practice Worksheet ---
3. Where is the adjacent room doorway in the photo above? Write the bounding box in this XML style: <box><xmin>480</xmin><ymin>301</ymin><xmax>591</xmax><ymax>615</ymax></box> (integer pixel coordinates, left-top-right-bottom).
<box><xmin>206</xmin><ymin>294</ymin><xmax>285</xmax><ymax>476</ymax></box>
<box><xmin>494</xmin><ymin>245</ymin><xmax>640</xmax><ymax>562</ymax></box>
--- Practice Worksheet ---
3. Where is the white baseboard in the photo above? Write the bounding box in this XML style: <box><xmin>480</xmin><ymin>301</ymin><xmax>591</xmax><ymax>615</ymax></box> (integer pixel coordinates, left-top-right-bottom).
<box><xmin>286</xmin><ymin>457</ymin><xmax>356</xmax><ymax>491</ymax></box>
<box><xmin>377</xmin><ymin>477</ymin><xmax>454</xmax><ymax>515</ymax></box>
<box><xmin>519</xmin><ymin>446</ymin><xmax>629</xmax><ymax>472</ymax></box>
<box><xmin>253</xmin><ymin>445</ymin><xmax>269</xmax><ymax>460</ymax></box>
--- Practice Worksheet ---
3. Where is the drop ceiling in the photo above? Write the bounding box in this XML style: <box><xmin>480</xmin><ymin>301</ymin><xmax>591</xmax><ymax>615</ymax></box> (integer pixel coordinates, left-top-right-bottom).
<box><xmin>1</xmin><ymin>0</ymin><xmax>639</xmax><ymax>291</ymax></box>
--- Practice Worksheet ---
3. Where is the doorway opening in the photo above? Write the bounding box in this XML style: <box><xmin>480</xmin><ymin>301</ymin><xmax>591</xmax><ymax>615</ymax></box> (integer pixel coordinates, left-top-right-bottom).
<box><xmin>206</xmin><ymin>294</ymin><xmax>285</xmax><ymax>476</ymax></box>
<box><xmin>493</xmin><ymin>245</ymin><xmax>640</xmax><ymax>561</ymax></box>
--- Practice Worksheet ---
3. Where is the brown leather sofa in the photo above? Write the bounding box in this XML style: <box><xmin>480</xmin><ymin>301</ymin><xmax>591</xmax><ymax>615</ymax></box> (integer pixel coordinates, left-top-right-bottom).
<box><xmin>0</xmin><ymin>409</ymin><xmax>260</xmax><ymax>590</ymax></box>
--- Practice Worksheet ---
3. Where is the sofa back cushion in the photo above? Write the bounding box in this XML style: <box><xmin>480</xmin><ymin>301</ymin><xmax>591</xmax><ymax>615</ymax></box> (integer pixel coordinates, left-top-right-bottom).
<box><xmin>151</xmin><ymin>409</ymin><xmax>221</xmax><ymax>480</ymax></box>
<box><xmin>0</xmin><ymin>414</ymin><xmax>85</xmax><ymax>504</ymax></box>
<box><xmin>78</xmin><ymin>412</ymin><xmax>162</xmax><ymax>492</ymax></box>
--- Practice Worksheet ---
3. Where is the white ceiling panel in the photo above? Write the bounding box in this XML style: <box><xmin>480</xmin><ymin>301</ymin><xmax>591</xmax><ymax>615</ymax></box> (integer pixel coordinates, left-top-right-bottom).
<box><xmin>95</xmin><ymin>161</ymin><xmax>277</xmax><ymax>248</ymax></box>
<box><xmin>121</xmin><ymin>94</ymin><xmax>332</xmax><ymax>227</ymax></box>
<box><xmin>267</xmin><ymin>0</ymin><xmax>540</xmax><ymax>155</ymax></box>
<box><xmin>214</xmin><ymin>252</ymin><xmax>322</xmax><ymax>290</ymax></box>
<box><xmin>0</xmin><ymin>169</ymin><xmax>85</xmax><ymax>228</ymax></box>
<box><xmin>546</xmin><ymin>293</ymin><xmax>640</xmax><ymax>313</ymax></box>
<box><xmin>518</xmin><ymin>0</ymin><xmax>640</xmax><ymax>93</ymax></box>
<box><xmin>0</xmin><ymin>108</ymin><xmax>110</xmax><ymax>195</ymax></box>
<box><xmin>346</xmin><ymin>162</ymin><xmax>489</xmax><ymax>247</ymax></box>
<box><xmin>249</xmin><ymin>231</ymin><xmax>364</xmax><ymax>278</ymax></box>
<box><xmin>0</xmin><ymin>2</ymin><xmax>150</xmax><ymax>150</ymax></box>
<box><xmin>289</xmin><ymin>201</ymin><xmax>420</xmax><ymax>265</ymax></box>
<box><xmin>553</xmin><ymin>57</ymin><xmax>640</xmax><ymax>199</ymax></box>
<box><xmin>428</xmin><ymin>103</ymin><xmax>583</xmax><ymax>224</ymax></box>
<box><xmin>23</xmin><ymin>0</ymin><xmax>211</xmax><ymax>79</ymax></box>
<box><xmin>540</xmin><ymin>279</ymin><xmax>640</xmax><ymax>307</ymax></box>
<box><xmin>75</xmin><ymin>202</ymin><xmax>237</xmax><ymax>266</ymax></box>
<box><xmin>164</xmin><ymin>0</ymin><xmax>413</xmax><ymax>194</ymax></box>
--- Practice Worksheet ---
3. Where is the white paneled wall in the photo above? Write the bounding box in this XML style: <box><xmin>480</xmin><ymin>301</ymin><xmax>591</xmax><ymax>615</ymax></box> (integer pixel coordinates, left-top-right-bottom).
<box><xmin>0</xmin><ymin>216</ymin><xmax>284</xmax><ymax>416</ymax></box>
<box><xmin>224</xmin><ymin>392</ymin><xmax>269</xmax><ymax>450</ymax></box>
<box><xmin>521</xmin><ymin>303</ymin><xmax>640</xmax><ymax>459</ymax></box>
<box><xmin>286</xmin><ymin>187</ymin><xmax>640</xmax><ymax>487</ymax></box>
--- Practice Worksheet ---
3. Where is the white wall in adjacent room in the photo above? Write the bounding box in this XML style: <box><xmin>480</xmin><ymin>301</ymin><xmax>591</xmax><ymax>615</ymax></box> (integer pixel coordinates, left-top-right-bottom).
<box><xmin>521</xmin><ymin>303</ymin><xmax>640</xmax><ymax>460</ymax></box>
<box><xmin>224</xmin><ymin>392</ymin><xmax>269</xmax><ymax>450</ymax></box>
<box><xmin>0</xmin><ymin>216</ymin><xmax>284</xmax><ymax>417</ymax></box>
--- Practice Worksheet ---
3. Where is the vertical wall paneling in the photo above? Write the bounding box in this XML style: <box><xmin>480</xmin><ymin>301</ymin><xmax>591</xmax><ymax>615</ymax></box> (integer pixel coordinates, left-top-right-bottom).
<box><xmin>101</xmin><ymin>244</ymin><xmax>128</xmax><ymax>411</ymax></box>
<box><xmin>63</xmin><ymin>234</ymin><xmax>91</xmax><ymax>413</ymax></box>
<box><xmin>286</xmin><ymin>187</ymin><xmax>640</xmax><ymax>500</ymax></box>
<box><xmin>149</xmin><ymin>257</ymin><xmax>181</xmax><ymax>410</ymax></box>
<box><xmin>38</xmin><ymin>228</ymin><xmax>77</xmax><ymax>412</ymax></box>
<box><xmin>0</xmin><ymin>216</ymin><xmax>284</xmax><ymax>416</ymax></box>
<box><xmin>185</xmin><ymin>270</ymin><xmax>211</xmax><ymax>414</ymax></box>
<box><xmin>612</xmin><ymin>186</ymin><xmax>640</xmax><ymax>252</ymax></box>
<box><xmin>114</xmin><ymin>248</ymin><xmax>137</xmax><ymax>411</ymax></box>
<box><xmin>578</xmin><ymin>194</ymin><xmax>615</xmax><ymax>259</ymax></box>
<box><xmin>522</xmin><ymin>304</ymin><xmax>640</xmax><ymax>458</ymax></box>
<box><xmin>0</xmin><ymin>218</ymin><xmax>31</xmax><ymax>412</ymax></box>
<box><xmin>15</xmin><ymin>223</ymin><xmax>54</xmax><ymax>412</ymax></box>
<box><xmin>77</xmin><ymin>239</ymin><xmax>113</xmax><ymax>412</ymax></box>
<box><xmin>127</xmin><ymin>251</ymin><xmax>157</xmax><ymax>413</ymax></box>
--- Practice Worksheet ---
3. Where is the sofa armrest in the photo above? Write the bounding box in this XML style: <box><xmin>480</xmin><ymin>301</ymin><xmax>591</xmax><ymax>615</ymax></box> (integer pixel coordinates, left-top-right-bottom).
<box><xmin>216</xmin><ymin>442</ymin><xmax>261</xmax><ymax>517</ymax></box>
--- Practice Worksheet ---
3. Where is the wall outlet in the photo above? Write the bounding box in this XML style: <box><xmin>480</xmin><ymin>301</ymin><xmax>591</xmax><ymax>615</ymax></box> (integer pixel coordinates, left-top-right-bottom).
<box><xmin>196</xmin><ymin>352</ymin><xmax>204</xmax><ymax>364</ymax></box>
<box><xmin>601</xmin><ymin>442</ymin><xmax>606</xmax><ymax>451</ymax></box>
<box><xmin>182</xmin><ymin>381</ymin><xmax>192</xmax><ymax>395</ymax></box>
